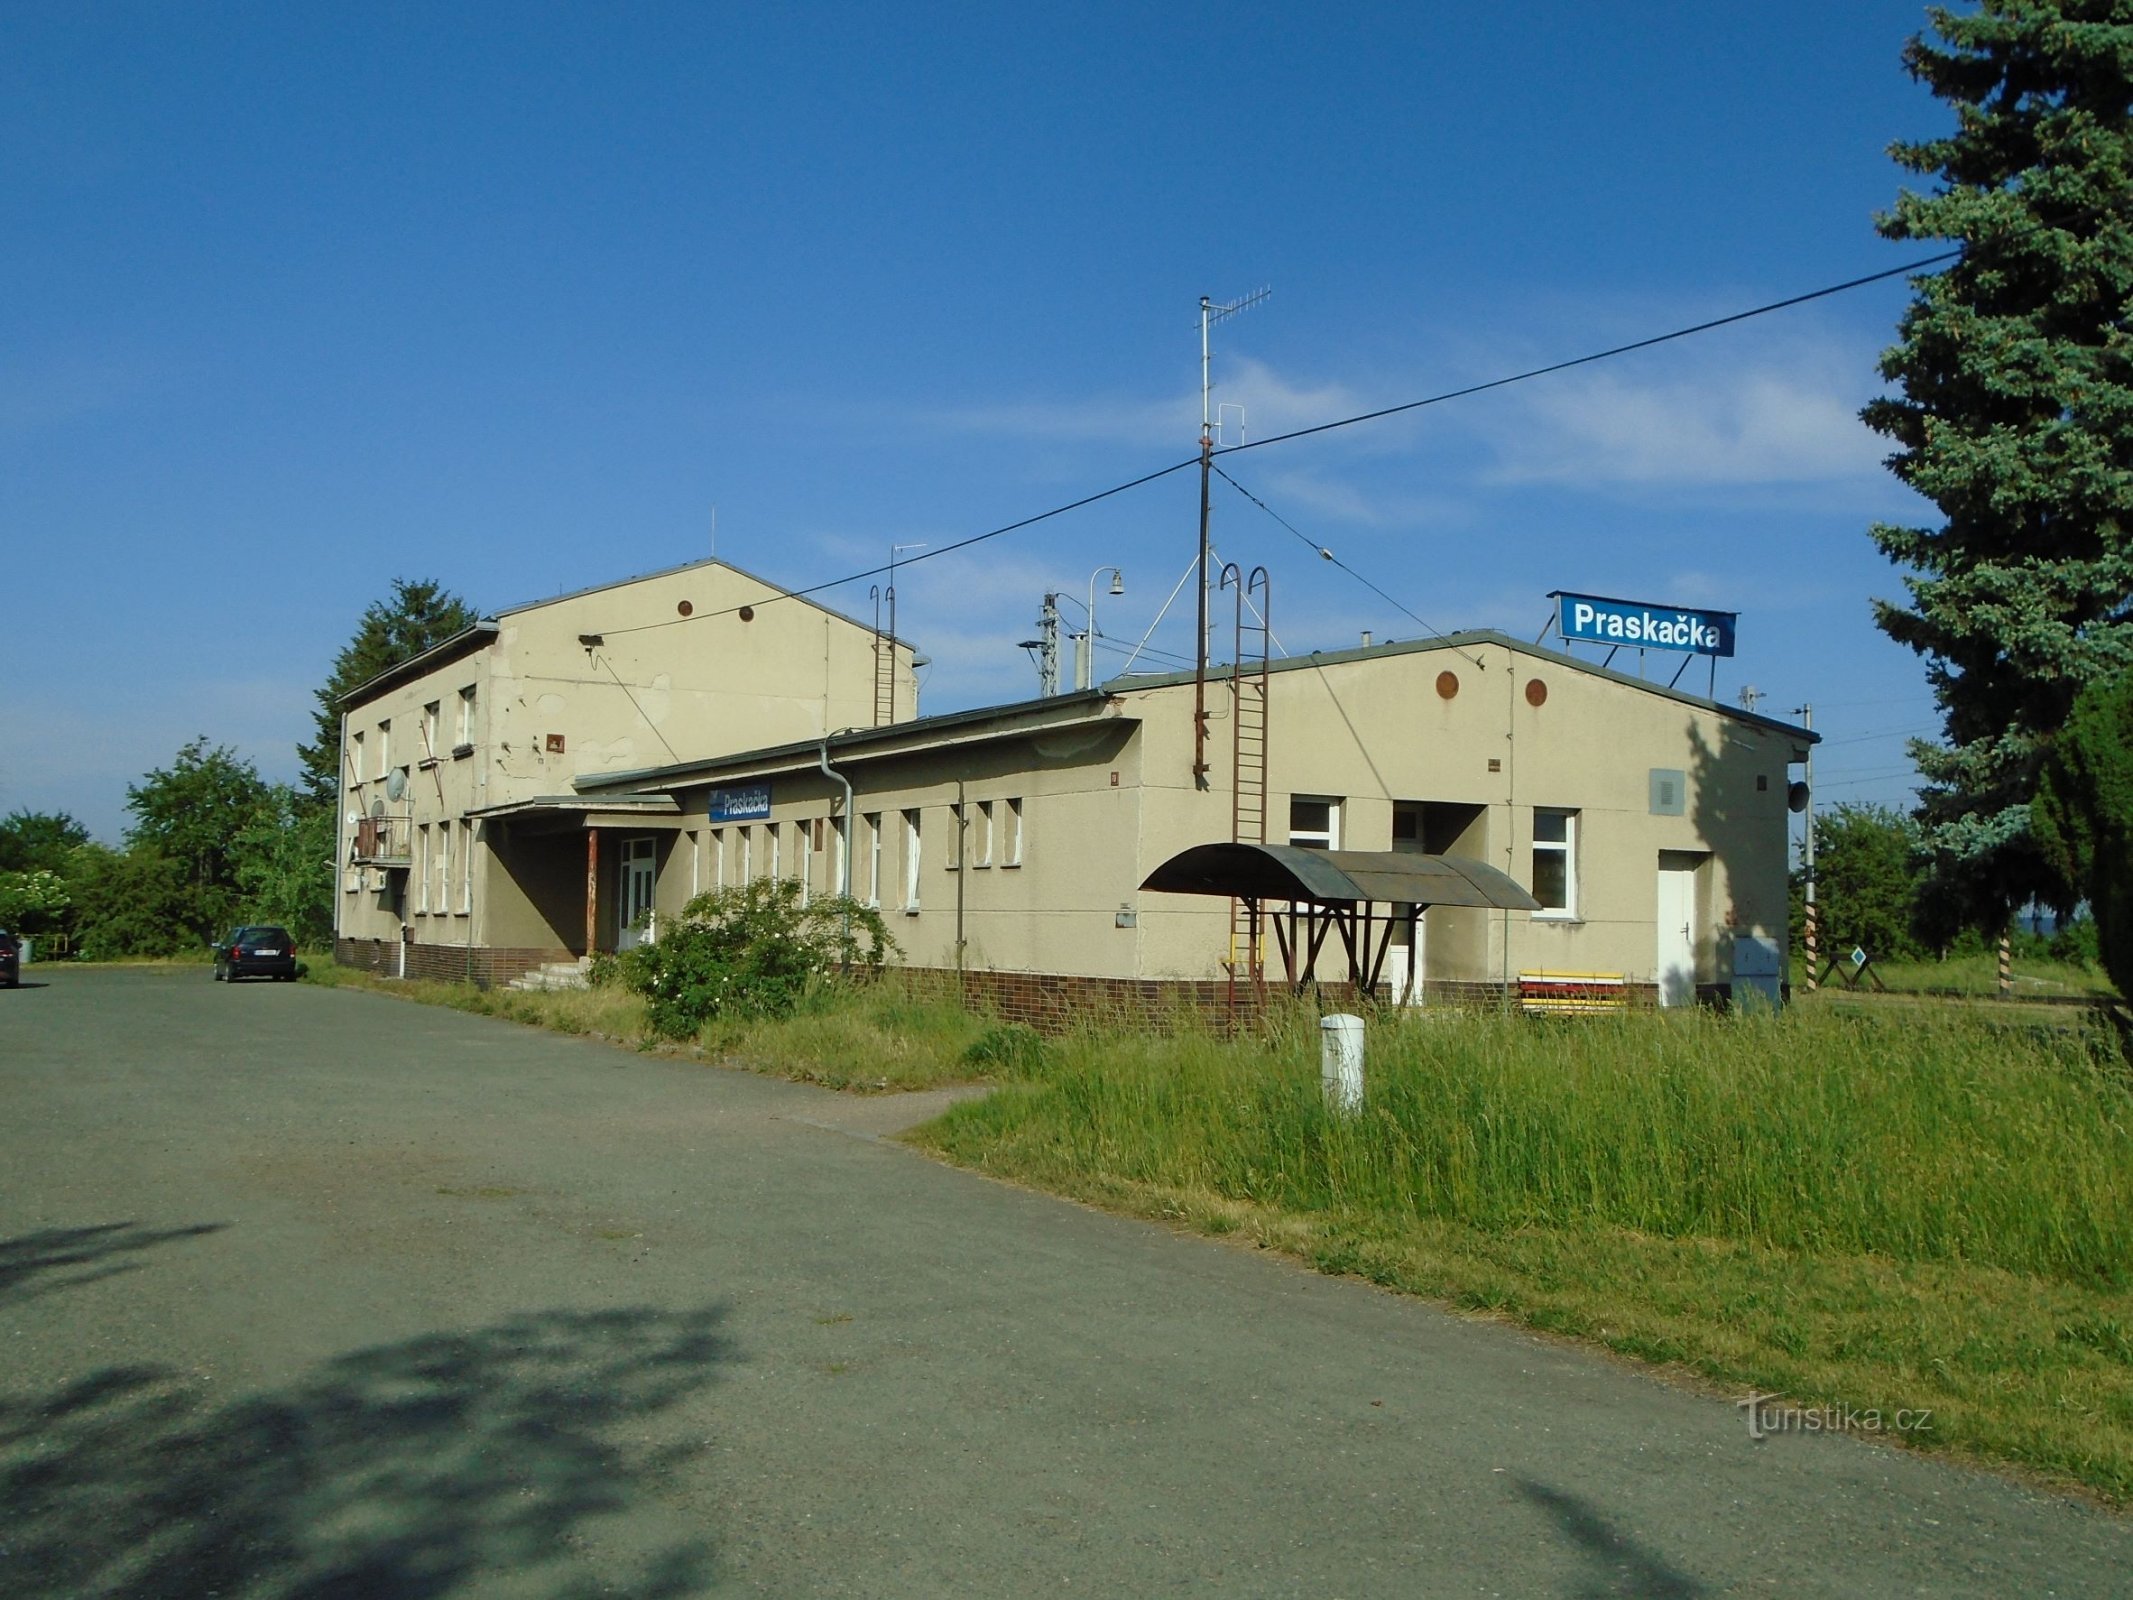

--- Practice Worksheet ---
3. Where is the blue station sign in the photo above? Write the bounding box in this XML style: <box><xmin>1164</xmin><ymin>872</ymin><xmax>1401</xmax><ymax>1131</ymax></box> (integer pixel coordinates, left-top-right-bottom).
<box><xmin>707</xmin><ymin>783</ymin><xmax>772</xmax><ymax>822</ymax></box>
<box><xmin>1552</xmin><ymin>591</ymin><xmax>1736</xmax><ymax>657</ymax></box>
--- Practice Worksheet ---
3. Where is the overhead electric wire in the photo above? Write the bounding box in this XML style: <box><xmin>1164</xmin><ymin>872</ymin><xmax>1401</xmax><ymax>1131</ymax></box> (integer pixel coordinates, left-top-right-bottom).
<box><xmin>596</xmin><ymin>252</ymin><xmax>1960</xmax><ymax>641</ymax></box>
<box><xmin>1209</xmin><ymin>462</ymin><xmax>1485</xmax><ymax>665</ymax></box>
<box><xmin>600</xmin><ymin>454</ymin><xmax>1201</xmax><ymax>639</ymax></box>
<box><xmin>1214</xmin><ymin>253</ymin><xmax>1960</xmax><ymax>460</ymax></box>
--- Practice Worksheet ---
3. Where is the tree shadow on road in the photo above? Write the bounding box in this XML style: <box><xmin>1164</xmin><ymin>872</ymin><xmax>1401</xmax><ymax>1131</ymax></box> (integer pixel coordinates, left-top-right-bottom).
<box><xmin>0</xmin><ymin>1222</ymin><xmax>228</xmax><ymax>1310</ymax></box>
<box><xmin>0</xmin><ymin>1303</ymin><xmax>733</xmax><ymax>1599</ymax></box>
<box><xmin>1514</xmin><ymin>1477</ymin><xmax>1709</xmax><ymax>1599</ymax></box>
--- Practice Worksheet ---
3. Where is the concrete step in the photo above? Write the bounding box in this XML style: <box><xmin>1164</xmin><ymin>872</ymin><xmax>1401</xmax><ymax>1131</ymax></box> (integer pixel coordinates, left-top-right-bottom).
<box><xmin>507</xmin><ymin>959</ymin><xmax>592</xmax><ymax>994</ymax></box>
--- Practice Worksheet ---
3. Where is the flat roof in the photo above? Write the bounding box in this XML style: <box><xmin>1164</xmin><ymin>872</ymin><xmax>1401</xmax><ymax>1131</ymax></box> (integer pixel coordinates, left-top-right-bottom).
<box><xmin>1102</xmin><ymin>628</ymin><xmax>1817</xmax><ymax>744</ymax></box>
<box><xmin>576</xmin><ymin>690</ymin><xmax>1118</xmax><ymax>794</ymax></box>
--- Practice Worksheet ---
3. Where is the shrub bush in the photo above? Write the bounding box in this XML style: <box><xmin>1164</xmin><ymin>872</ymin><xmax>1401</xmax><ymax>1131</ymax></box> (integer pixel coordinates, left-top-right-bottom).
<box><xmin>618</xmin><ymin>878</ymin><xmax>896</xmax><ymax>1038</ymax></box>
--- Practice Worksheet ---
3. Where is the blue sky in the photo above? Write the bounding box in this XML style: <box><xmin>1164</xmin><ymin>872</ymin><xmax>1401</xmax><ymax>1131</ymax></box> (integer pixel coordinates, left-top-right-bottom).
<box><xmin>5</xmin><ymin>2</ymin><xmax>1957</xmax><ymax>841</ymax></box>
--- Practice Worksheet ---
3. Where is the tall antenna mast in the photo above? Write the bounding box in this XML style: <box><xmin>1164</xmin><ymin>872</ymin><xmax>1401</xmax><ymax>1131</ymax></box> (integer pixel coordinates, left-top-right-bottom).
<box><xmin>1195</xmin><ymin>287</ymin><xmax>1270</xmax><ymax>787</ymax></box>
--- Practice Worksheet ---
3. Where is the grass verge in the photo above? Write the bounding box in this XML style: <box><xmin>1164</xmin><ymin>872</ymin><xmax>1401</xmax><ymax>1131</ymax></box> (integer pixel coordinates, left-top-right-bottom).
<box><xmin>909</xmin><ymin>1002</ymin><xmax>2133</xmax><ymax>1505</ymax></box>
<box><xmin>302</xmin><ymin>964</ymin><xmax>1002</xmax><ymax>1090</ymax></box>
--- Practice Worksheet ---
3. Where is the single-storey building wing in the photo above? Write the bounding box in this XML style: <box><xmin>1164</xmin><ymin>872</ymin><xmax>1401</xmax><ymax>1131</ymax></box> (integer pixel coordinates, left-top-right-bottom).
<box><xmin>566</xmin><ymin>630</ymin><xmax>1815</xmax><ymax>1019</ymax></box>
<box><xmin>332</xmin><ymin>557</ymin><xmax>916</xmax><ymax>985</ymax></box>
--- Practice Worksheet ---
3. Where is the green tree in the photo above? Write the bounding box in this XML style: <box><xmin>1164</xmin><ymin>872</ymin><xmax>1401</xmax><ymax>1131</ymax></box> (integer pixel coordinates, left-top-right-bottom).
<box><xmin>2034</xmin><ymin>670</ymin><xmax>2133</xmax><ymax>997</ymax></box>
<box><xmin>0</xmin><ymin>810</ymin><xmax>90</xmax><ymax>874</ymax></box>
<box><xmin>1863</xmin><ymin>1</ymin><xmax>2133</xmax><ymax>932</ymax></box>
<box><xmin>65</xmin><ymin>844</ymin><xmax>198</xmax><ymax>959</ymax></box>
<box><xmin>125</xmin><ymin>739</ymin><xmax>270</xmax><ymax>943</ymax></box>
<box><xmin>1795</xmin><ymin>803</ymin><xmax>1928</xmax><ymax>964</ymax></box>
<box><xmin>298</xmin><ymin>579</ymin><xmax>479</xmax><ymax>802</ymax></box>
<box><xmin>232</xmin><ymin>785</ymin><xmax>337</xmax><ymax>949</ymax></box>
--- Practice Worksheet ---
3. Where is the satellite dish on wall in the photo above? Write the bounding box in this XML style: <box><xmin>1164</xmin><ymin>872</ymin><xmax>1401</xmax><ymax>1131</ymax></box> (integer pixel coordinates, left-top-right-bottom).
<box><xmin>370</xmin><ymin>798</ymin><xmax>386</xmax><ymax>819</ymax></box>
<box><xmin>1787</xmin><ymin>781</ymin><xmax>1811</xmax><ymax>814</ymax></box>
<box><xmin>386</xmin><ymin>770</ymin><xmax>408</xmax><ymax>802</ymax></box>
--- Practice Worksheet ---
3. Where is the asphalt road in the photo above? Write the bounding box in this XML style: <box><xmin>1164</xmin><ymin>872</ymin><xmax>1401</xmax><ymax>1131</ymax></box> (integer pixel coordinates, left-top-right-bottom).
<box><xmin>1</xmin><ymin>968</ymin><xmax>2126</xmax><ymax>1598</ymax></box>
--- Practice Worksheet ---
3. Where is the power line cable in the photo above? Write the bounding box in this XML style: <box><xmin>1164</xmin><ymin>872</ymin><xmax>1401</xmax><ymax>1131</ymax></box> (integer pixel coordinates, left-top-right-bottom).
<box><xmin>599</xmin><ymin>252</ymin><xmax>1959</xmax><ymax>640</ymax></box>
<box><xmin>1210</xmin><ymin>463</ymin><xmax>1485</xmax><ymax>666</ymax></box>
<box><xmin>1215</xmin><ymin>253</ymin><xmax>1959</xmax><ymax>459</ymax></box>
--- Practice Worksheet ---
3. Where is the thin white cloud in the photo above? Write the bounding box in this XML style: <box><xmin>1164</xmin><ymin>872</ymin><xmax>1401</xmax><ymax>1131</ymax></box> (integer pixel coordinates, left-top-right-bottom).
<box><xmin>1482</xmin><ymin>348</ymin><xmax>1889</xmax><ymax>488</ymax></box>
<box><xmin>904</xmin><ymin>357</ymin><xmax>1364</xmax><ymax>455</ymax></box>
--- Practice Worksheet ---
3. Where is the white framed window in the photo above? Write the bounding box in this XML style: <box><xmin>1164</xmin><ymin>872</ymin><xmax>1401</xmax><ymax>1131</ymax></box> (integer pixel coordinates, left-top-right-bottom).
<box><xmin>1289</xmin><ymin>796</ymin><xmax>1341</xmax><ymax>851</ymax></box>
<box><xmin>435</xmin><ymin>824</ymin><xmax>449</xmax><ymax>914</ymax></box>
<box><xmin>767</xmin><ymin>821</ymin><xmax>781</xmax><ymax>881</ymax></box>
<box><xmin>416</xmin><ymin>823</ymin><xmax>431</xmax><ymax>913</ymax></box>
<box><xmin>458</xmin><ymin>819</ymin><xmax>474</xmax><ymax>913</ymax></box>
<box><xmin>738</xmin><ymin>825</ymin><xmax>753</xmax><ymax>882</ymax></box>
<box><xmin>349</xmin><ymin>730</ymin><xmax>365</xmax><ymax>790</ymax></box>
<box><xmin>376</xmin><ymin>720</ymin><xmax>391</xmax><ymax>779</ymax></box>
<box><xmin>688</xmin><ymin>829</ymin><xmax>701</xmax><ymax>896</ymax></box>
<box><xmin>976</xmin><ymin>800</ymin><xmax>994</xmax><ymax>868</ymax></box>
<box><xmin>831</xmin><ymin>814</ymin><xmax>849</xmax><ymax>898</ymax></box>
<box><xmin>947</xmin><ymin>803</ymin><xmax>964</xmax><ymax>870</ymax></box>
<box><xmin>457</xmin><ymin>684</ymin><xmax>477</xmax><ymax>746</ymax></box>
<box><xmin>1532</xmin><ymin>808</ymin><xmax>1579</xmax><ymax>918</ymax></box>
<box><xmin>710</xmin><ymin>827</ymin><xmax>726</xmax><ymax>890</ymax></box>
<box><xmin>422</xmin><ymin>700</ymin><xmax>440</xmax><ymax>759</ymax></box>
<box><xmin>864</xmin><ymin>812</ymin><xmax>882</xmax><ymax>905</ymax></box>
<box><xmin>797</xmin><ymin>821</ymin><xmax>812</xmax><ymax>905</ymax></box>
<box><xmin>901</xmin><ymin>808</ymin><xmax>921</xmax><ymax>912</ymax></box>
<box><xmin>1004</xmin><ymin>798</ymin><xmax>1023</xmax><ymax>866</ymax></box>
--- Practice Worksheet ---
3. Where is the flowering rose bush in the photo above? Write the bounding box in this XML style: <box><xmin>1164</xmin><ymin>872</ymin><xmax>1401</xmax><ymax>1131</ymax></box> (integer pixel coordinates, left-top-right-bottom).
<box><xmin>618</xmin><ymin>877</ymin><xmax>897</xmax><ymax>1038</ymax></box>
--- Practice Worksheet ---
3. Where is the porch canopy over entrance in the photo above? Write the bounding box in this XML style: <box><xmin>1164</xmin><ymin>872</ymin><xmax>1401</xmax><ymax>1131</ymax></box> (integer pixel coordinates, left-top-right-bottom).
<box><xmin>1140</xmin><ymin>842</ymin><xmax>1540</xmax><ymax>997</ymax></box>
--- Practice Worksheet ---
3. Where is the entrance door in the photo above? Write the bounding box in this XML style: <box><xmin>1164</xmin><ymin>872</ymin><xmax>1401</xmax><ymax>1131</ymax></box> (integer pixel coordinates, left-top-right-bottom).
<box><xmin>1381</xmin><ymin>906</ymin><xmax>1426</xmax><ymax>1006</ymax></box>
<box><xmin>1656</xmin><ymin>859</ymin><xmax>1698</xmax><ymax>1006</ymax></box>
<box><xmin>617</xmin><ymin>837</ymin><xmax>657</xmax><ymax>951</ymax></box>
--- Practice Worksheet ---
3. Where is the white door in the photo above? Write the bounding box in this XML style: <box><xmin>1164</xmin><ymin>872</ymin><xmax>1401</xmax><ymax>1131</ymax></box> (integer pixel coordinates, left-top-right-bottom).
<box><xmin>617</xmin><ymin>838</ymin><xmax>657</xmax><ymax>951</ymax></box>
<box><xmin>1381</xmin><ymin>907</ymin><xmax>1426</xmax><ymax>1006</ymax></box>
<box><xmin>1656</xmin><ymin>863</ymin><xmax>1697</xmax><ymax>1006</ymax></box>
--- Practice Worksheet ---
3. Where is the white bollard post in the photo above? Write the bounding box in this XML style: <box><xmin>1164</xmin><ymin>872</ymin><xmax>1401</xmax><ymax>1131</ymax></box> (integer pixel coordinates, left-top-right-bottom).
<box><xmin>1319</xmin><ymin>1013</ymin><xmax>1365</xmax><ymax>1115</ymax></box>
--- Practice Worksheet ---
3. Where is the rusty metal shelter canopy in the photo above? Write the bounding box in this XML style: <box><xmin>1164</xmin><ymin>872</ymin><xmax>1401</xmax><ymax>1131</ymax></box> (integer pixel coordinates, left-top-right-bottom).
<box><xmin>1141</xmin><ymin>843</ymin><xmax>1541</xmax><ymax>998</ymax></box>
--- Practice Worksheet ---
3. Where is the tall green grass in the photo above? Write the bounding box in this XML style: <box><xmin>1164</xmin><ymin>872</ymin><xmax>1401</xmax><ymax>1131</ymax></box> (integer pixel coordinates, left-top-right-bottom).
<box><xmin>935</xmin><ymin>1005</ymin><xmax>2133</xmax><ymax>1286</ymax></box>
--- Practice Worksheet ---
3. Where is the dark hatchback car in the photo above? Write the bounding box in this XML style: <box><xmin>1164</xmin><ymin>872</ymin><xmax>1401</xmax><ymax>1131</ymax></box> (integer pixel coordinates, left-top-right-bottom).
<box><xmin>0</xmin><ymin>928</ymin><xmax>18</xmax><ymax>988</ymax></box>
<box><xmin>214</xmin><ymin>925</ymin><xmax>298</xmax><ymax>982</ymax></box>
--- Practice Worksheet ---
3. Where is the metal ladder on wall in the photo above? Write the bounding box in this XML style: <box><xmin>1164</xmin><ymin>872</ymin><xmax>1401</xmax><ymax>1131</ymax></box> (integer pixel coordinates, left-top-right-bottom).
<box><xmin>1222</xmin><ymin>566</ymin><xmax>1271</xmax><ymax>1008</ymax></box>
<box><xmin>871</xmin><ymin>584</ymin><xmax>897</xmax><ymax>727</ymax></box>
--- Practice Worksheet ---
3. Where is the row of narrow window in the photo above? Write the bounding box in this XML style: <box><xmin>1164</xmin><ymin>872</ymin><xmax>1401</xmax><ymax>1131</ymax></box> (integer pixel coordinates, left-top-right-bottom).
<box><xmin>347</xmin><ymin>685</ymin><xmax>478</xmax><ymax>785</ymax></box>
<box><xmin>699</xmin><ymin>800</ymin><xmax>1024</xmax><ymax>913</ymax></box>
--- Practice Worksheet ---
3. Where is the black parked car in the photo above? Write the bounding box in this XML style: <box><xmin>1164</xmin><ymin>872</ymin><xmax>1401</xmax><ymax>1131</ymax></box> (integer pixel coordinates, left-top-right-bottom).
<box><xmin>214</xmin><ymin>926</ymin><xmax>298</xmax><ymax>983</ymax></box>
<box><xmin>0</xmin><ymin>929</ymin><xmax>18</xmax><ymax>988</ymax></box>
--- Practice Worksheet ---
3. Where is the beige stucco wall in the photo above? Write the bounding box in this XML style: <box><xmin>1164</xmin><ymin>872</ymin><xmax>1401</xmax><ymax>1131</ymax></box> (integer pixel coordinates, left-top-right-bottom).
<box><xmin>1125</xmin><ymin>640</ymin><xmax>1796</xmax><ymax>987</ymax></box>
<box><xmin>336</xmin><ymin>560</ymin><xmax>912</xmax><ymax>955</ymax></box>
<box><xmin>635</xmin><ymin>638</ymin><xmax>1802</xmax><ymax>994</ymax></box>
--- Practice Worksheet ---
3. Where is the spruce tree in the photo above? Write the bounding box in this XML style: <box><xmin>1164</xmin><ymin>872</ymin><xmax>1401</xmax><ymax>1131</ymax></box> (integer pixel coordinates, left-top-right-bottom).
<box><xmin>1864</xmin><ymin>0</ymin><xmax>2133</xmax><ymax>927</ymax></box>
<box><xmin>298</xmin><ymin>579</ymin><xmax>479</xmax><ymax>802</ymax></box>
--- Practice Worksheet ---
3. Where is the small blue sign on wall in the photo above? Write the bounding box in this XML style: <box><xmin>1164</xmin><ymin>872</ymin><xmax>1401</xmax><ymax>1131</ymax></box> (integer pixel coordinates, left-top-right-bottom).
<box><xmin>1553</xmin><ymin>591</ymin><xmax>1736</xmax><ymax>657</ymax></box>
<box><xmin>708</xmin><ymin>783</ymin><xmax>771</xmax><ymax>822</ymax></box>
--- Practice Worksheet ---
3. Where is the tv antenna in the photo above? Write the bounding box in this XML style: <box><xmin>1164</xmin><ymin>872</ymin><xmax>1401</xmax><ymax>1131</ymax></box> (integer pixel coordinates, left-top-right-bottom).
<box><xmin>1195</xmin><ymin>287</ymin><xmax>1271</xmax><ymax>787</ymax></box>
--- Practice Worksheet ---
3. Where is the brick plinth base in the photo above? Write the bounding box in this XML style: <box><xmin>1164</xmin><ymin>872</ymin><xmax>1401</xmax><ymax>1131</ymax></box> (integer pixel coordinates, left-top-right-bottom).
<box><xmin>334</xmin><ymin>939</ymin><xmax>579</xmax><ymax>990</ymax></box>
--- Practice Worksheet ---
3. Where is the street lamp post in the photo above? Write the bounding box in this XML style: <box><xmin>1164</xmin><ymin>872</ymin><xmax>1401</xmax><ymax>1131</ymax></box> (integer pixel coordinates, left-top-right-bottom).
<box><xmin>1079</xmin><ymin>567</ymin><xmax>1124</xmax><ymax>691</ymax></box>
